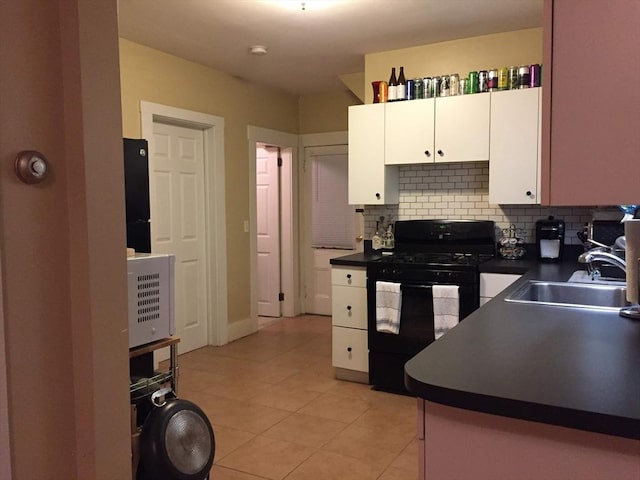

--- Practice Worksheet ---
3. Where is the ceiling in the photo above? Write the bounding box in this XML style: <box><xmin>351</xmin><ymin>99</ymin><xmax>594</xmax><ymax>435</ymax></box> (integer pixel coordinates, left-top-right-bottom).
<box><xmin>118</xmin><ymin>0</ymin><xmax>543</xmax><ymax>96</ymax></box>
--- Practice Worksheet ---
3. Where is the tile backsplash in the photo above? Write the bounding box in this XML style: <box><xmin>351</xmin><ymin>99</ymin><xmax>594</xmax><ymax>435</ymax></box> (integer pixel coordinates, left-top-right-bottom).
<box><xmin>363</xmin><ymin>161</ymin><xmax>619</xmax><ymax>245</ymax></box>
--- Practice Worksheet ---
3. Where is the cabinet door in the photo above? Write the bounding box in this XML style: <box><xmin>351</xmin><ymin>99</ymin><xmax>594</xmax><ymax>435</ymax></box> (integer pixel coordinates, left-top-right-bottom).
<box><xmin>489</xmin><ymin>88</ymin><xmax>541</xmax><ymax>204</ymax></box>
<box><xmin>434</xmin><ymin>94</ymin><xmax>490</xmax><ymax>163</ymax></box>
<box><xmin>348</xmin><ymin>104</ymin><xmax>398</xmax><ymax>205</ymax></box>
<box><xmin>543</xmin><ymin>0</ymin><xmax>640</xmax><ymax>205</ymax></box>
<box><xmin>332</xmin><ymin>326</ymin><xmax>368</xmax><ymax>372</ymax></box>
<box><xmin>385</xmin><ymin>99</ymin><xmax>435</xmax><ymax>165</ymax></box>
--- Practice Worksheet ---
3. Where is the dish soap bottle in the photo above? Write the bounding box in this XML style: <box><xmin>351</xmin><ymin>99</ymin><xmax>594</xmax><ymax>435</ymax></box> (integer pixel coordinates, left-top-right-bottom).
<box><xmin>372</xmin><ymin>221</ymin><xmax>383</xmax><ymax>250</ymax></box>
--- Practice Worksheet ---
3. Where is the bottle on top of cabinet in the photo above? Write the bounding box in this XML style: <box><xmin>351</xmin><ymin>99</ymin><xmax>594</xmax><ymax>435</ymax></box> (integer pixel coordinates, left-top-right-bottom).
<box><xmin>397</xmin><ymin>66</ymin><xmax>406</xmax><ymax>100</ymax></box>
<box><xmin>388</xmin><ymin>67</ymin><xmax>398</xmax><ymax>102</ymax></box>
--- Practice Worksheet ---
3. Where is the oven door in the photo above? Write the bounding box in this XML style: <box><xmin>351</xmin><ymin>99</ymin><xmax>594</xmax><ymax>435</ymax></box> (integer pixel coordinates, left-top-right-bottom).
<box><xmin>367</xmin><ymin>279</ymin><xmax>477</xmax><ymax>356</ymax></box>
<box><xmin>366</xmin><ymin>271</ymin><xmax>479</xmax><ymax>393</ymax></box>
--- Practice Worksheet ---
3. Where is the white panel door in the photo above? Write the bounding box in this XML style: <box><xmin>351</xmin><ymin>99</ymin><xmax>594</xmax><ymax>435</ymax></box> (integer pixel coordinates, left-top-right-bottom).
<box><xmin>150</xmin><ymin>122</ymin><xmax>208</xmax><ymax>354</ymax></box>
<box><xmin>303</xmin><ymin>145</ymin><xmax>363</xmax><ymax>315</ymax></box>
<box><xmin>256</xmin><ymin>146</ymin><xmax>281</xmax><ymax>317</ymax></box>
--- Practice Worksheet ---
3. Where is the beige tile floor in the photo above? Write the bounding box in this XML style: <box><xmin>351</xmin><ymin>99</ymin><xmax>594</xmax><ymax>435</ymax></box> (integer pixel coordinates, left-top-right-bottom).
<box><xmin>175</xmin><ymin>315</ymin><xmax>419</xmax><ymax>480</ymax></box>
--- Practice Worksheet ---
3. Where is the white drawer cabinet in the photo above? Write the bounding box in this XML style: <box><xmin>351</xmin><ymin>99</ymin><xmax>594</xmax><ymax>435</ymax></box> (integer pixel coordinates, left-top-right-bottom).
<box><xmin>332</xmin><ymin>327</ymin><xmax>368</xmax><ymax>373</ymax></box>
<box><xmin>331</xmin><ymin>267</ymin><xmax>366</xmax><ymax>288</ymax></box>
<box><xmin>332</xmin><ymin>285</ymin><xmax>367</xmax><ymax>329</ymax></box>
<box><xmin>331</xmin><ymin>266</ymin><xmax>368</xmax><ymax>380</ymax></box>
<box><xmin>480</xmin><ymin>273</ymin><xmax>521</xmax><ymax>306</ymax></box>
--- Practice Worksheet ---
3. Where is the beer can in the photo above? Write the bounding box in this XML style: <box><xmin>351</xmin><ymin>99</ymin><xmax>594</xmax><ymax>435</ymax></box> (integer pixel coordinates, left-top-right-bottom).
<box><xmin>440</xmin><ymin>75</ymin><xmax>450</xmax><ymax>97</ymax></box>
<box><xmin>413</xmin><ymin>78</ymin><xmax>425</xmax><ymax>99</ymax></box>
<box><xmin>529</xmin><ymin>64</ymin><xmax>541</xmax><ymax>87</ymax></box>
<box><xmin>423</xmin><ymin>78</ymin><xmax>432</xmax><ymax>98</ymax></box>
<box><xmin>459</xmin><ymin>78</ymin><xmax>468</xmax><ymax>95</ymax></box>
<box><xmin>468</xmin><ymin>71</ymin><xmax>479</xmax><ymax>94</ymax></box>
<box><xmin>498</xmin><ymin>67</ymin><xmax>509</xmax><ymax>90</ymax></box>
<box><xmin>379</xmin><ymin>81</ymin><xmax>388</xmax><ymax>102</ymax></box>
<box><xmin>432</xmin><ymin>76</ymin><xmax>441</xmax><ymax>98</ymax></box>
<box><xmin>518</xmin><ymin>65</ymin><xmax>530</xmax><ymax>89</ymax></box>
<box><xmin>449</xmin><ymin>73</ymin><xmax>459</xmax><ymax>96</ymax></box>
<box><xmin>478</xmin><ymin>70</ymin><xmax>489</xmax><ymax>93</ymax></box>
<box><xmin>406</xmin><ymin>79</ymin><xmax>415</xmax><ymax>100</ymax></box>
<box><xmin>487</xmin><ymin>69</ymin><xmax>498</xmax><ymax>91</ymax></box>
<box><xmin>508</xmin><ymin>66</ymin><xmax>519</xmax><ymax>90</ymax></box>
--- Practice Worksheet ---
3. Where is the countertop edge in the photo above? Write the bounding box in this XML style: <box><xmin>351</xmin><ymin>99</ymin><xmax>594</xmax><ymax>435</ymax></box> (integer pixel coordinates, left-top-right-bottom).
<box><xmin>404</xmin><ymin>374</ymin><xmax>640</xmax><ymax>440</ymax></box>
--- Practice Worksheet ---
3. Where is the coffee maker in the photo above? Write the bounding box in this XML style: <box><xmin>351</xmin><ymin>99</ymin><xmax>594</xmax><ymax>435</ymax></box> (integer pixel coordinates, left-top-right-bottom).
<box><xmin>536</xmin><ymin>216</ymin><xmax>565</xmax><ymax>262</ymax></box>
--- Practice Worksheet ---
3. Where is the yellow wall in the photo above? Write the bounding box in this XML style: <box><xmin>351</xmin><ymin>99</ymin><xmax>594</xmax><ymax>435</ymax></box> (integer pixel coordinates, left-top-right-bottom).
<box><xmin>119</xmin><ymin>38</ymin><xmax>299</xmax><ymax>326</ymax></box>
<box><xmin>298</xmin><ymin>89</ymin><xmax>360</xmax><ymax>134</ymax></box>
<box><xmin>365</xmin><ymin>28</ymin><xmax>543</xmax><ymax>103</ymax></box>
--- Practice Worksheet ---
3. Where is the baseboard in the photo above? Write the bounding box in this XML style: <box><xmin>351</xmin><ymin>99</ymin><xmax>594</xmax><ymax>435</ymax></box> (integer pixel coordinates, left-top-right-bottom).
<box><xmin>227</xmin><ymin>317</ymin><xmax>258</xmax><ymax>343</ymax></box>
<box><xmin>334</xmin><ymin>367</ymin><xmax>369</xmax><ymax>384</ymax></box>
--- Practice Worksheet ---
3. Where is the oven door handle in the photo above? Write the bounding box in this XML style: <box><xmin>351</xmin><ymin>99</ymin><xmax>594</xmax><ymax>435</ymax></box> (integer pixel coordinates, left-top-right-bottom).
<box><xmin>399</xmin><ymin>284</ymin><xmax>433</xmax><ymax>291</ymax></box>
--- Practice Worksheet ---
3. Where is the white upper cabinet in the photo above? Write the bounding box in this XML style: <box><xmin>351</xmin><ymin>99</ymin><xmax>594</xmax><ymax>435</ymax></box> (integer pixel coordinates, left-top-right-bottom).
<box><xmin>348</xmin><ymin>103</ymin><xmax>399</xmax><ymax>205</ymax></box>
<box><xmin>489</xmin><ymin>88</ymin><xmax>541</xmax><ymax>204</ymax></box>
<box><xmin>434</xmin><ymin>94</ymin><xmax>490</xmax><ymax>163</ymax></box>
<box><xmin>385</xmin><ymin>99</ymin><xmax>435</xmax><ymax>165</ymax></box>
<box><xmin>384</xmin><ymin>94</ymin><xmax>490</xmax><ymax>165</ymax></box>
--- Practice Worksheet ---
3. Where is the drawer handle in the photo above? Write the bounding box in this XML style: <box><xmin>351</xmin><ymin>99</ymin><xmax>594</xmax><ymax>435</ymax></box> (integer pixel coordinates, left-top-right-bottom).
<box><xmin>346</xmin><ymin>274</ymin><xmax>352</xmax><ymax>279</ymax></box>
<box><xmin>346</xmin><ymin>305</ymin><xmax>352</xmax><ymax>311</ymax></box>
<box><xmin>424</xmin><ymin>150</ymin><xmax>431</xmax><ymax>157</ymax></box>
<box><xmin>347</xmin><ymin>347</ymin><xmax>352</xmax><ymax>353</ymax></box>
<box><xmin>437</xmin><ymin>149</ymin><xmax>444</xmax><ymax>156</ymax></box>
<box><xmin>375</xmin><ymin>193</ymin><xmax>381</xmax><ymax>199</ymax></box>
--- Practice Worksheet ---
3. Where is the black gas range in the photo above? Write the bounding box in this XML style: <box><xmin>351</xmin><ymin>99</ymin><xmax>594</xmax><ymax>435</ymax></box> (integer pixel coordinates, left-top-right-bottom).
<box><xmin>367</xmin><ymin>220</ymin><xmax>496</xmax><ymax>394</ymax></box>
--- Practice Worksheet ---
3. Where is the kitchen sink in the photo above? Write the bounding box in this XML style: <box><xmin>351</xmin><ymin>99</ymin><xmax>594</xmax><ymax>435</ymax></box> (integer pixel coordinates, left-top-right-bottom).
<box><xmin>504</xmin><ymin>280</ymin><xmax>630</xmax><ymax>311</ymax></box>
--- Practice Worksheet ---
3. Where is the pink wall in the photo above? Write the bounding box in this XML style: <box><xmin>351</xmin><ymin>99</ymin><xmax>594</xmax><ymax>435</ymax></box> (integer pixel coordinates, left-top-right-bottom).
<box><xmin>0</xmin><ymin>0</ymin><xmax>131</xmax><ymax>478</ymax></box>
<box><xmin>421</xmin><ymin>401</ymin><xmax>640</xmax><ymax>479</ymax></box>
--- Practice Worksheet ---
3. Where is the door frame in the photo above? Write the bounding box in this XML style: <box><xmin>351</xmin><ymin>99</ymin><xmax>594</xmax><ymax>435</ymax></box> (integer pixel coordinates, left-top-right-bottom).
<box><xmin>141</xmin><ymin>101</ymin><xmax>228</xmax><ymax>346</ymax></box>
<box><xmin>248</xmin><ymin>127</ymin><xmax>299</xmax><ymax>321</ymax></box>
<box><xmin>0</xmin><ymin>250</ymin><xmax>11</xmax><ymax>479</ymax></box>
<box><xmin>299</xmin><ymin>131</ymin><xmax>349</xmax><ymax>313</ymax></box>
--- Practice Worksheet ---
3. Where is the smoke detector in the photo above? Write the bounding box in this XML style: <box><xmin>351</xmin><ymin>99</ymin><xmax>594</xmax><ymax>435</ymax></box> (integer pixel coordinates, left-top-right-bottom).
<box><xmin>249</xmin><ymin>45</ymin><xmax>268</xmax><ymax>56</ymax></box>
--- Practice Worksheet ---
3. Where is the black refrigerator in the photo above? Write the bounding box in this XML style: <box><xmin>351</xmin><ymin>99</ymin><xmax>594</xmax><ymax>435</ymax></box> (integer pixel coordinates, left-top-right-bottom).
<box><xmin>123</xmin><ymin>138</ymin><xmax>151</xmax><ymax>253</ymax></box>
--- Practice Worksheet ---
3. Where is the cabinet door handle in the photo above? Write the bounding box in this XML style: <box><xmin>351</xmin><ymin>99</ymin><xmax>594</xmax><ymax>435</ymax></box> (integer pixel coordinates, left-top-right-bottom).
<box><xmin>375</xmin><ymin>192</ymin><xmax>381</xmax><ymax>200</ymax></box>
<box><xmin>424</xmin><ymin>150</ymin><xmax>431</xmax><ymax>157</ymax></box>
<box><xmin>437</xmin><ymin>149</ymin><xmax>444</xmax><ymax>156</ymax></box>
<box><xmin>347</xmin><ymin>347</ymin><xmax>352</xmax><ymax>353</ymax></box>
<box><xmin>526</xmin><ymin>190</ymin><xmax>532</xmax><ymax>196</ymax></box>
<box><xmin>346</xmin><ymin>274</ymin><xmax>352</xmax><ymax>279</ymax></box>
<box><xmin>346</xmin><ymin>305</ymin><xmax>352</xmax><ymax>311</ymax></box>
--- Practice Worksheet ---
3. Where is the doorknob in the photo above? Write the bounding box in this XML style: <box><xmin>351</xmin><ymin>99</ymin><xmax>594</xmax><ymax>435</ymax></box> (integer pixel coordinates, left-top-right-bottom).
<box><xmin>355</xmin><ymin>235</ymin><xmax>363</xmax><ymax>242</ymax></box>
<box><xmin>15</xmin><ymin>150</ymin><xmax>49</xmax><ymax>184</ymax></box>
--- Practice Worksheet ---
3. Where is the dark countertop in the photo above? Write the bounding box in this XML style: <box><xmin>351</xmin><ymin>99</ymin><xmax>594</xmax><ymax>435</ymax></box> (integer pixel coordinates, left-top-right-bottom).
<box><xmin>405</xmin><ymin>255</ymin><xmax>640</xmax><ymax>440</ymax></box>
<box><xmin>329</xmin><ymin>251</ymin><xmax>385</xmax><ymax>267</ymax></box>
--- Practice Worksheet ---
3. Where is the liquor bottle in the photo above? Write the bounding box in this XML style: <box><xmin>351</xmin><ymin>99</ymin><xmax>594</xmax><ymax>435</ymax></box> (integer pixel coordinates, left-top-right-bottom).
<box><xmin>372</xmin><ymin>221</ymin><xmax>383</xmax><ymax>250</ymax></box>
<box><xmin>382</xmin><ymin>224</ymin><xmax>395</xmax><ymax>249</ymax></box>
<box><xmin>388</xmin><ymin>67</ymin><xmax>398</xmax><ymax>102</ymax></box>
<box><xmin>397</xmin><ymin>66</ymin><xmax>406</xmax><ymax>100</ymax></box>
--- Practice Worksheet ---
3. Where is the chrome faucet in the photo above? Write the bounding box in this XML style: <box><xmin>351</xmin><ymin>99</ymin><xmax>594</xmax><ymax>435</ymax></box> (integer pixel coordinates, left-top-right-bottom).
<box><xmin>578</xmin><ymin>247</ymin><xmax>627</xmax><ymax>278</ymax></box>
